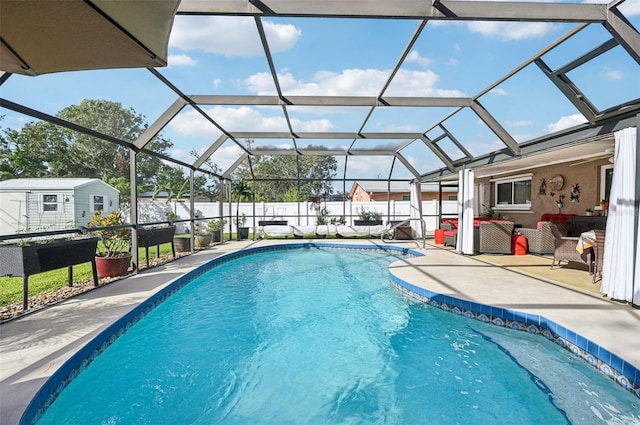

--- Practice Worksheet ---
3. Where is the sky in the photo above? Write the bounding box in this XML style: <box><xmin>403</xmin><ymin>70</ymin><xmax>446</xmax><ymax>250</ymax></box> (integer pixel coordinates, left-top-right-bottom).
<box><xmin>1</xmin><ymin>0</ymin><xmax>639</xmax><ymax>185</ymax></box>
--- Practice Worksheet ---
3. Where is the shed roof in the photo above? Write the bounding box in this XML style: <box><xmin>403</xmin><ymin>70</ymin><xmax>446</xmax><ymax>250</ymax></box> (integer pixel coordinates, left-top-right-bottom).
<box><xmin>0</xmin><ymin>178</ymin><xmax>113</xmax><ymax>191</ymax></box>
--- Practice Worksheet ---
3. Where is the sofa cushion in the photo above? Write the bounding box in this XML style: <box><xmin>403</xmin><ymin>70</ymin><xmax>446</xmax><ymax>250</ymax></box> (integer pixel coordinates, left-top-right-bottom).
<box><xmin>540</xmin><ymin>213</ymin><xmax>575</xmax><ymax>222</ymax></box>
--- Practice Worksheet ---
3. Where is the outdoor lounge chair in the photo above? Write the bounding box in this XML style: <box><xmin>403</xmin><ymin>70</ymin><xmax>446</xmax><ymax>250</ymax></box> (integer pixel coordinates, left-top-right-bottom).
<box><xmin>257</xmin><ymin>225</ymin><xmax>293</xmax><ymax>239</ymax></box>
<box><xmin>479</xmin><ymin>221</ymin><xmax>514</xmax><ymax>254</ymax></box>
<box><xmin>549</xmin><ymin>223</ymin><xmax>592</xmax><ymax>272</ymax></box>
<box><xmin>518</xmin><ymin>221</ymin><xmax>555</xmax><ymax>254</ymax></box>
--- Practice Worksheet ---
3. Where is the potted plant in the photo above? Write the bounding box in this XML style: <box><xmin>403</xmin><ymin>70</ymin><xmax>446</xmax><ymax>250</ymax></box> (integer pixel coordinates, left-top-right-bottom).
<box><xmin>585</xmin><ymin>208</ymin><xmax>593</xmax><ymax>216</ymax></box>
<box><xmin>354</xmin><ymin>207</ymin><xmax>383</xmax><ymax>226</ymax></box>
<box><xmin>173</xmin><ymin>233</ymin><xmax>191</xmax><ymax>253</ymax></box>
<box><xmin>234</xmin><ymin>213</ymin><xmax>249</xmax><ymax>240</ymax></box>
<box><xmin>194</xmin><ymin>227</ymin><xmax>213</xmax><ymax>249</ymax></box>
<box><xmin>208</xmin><ymin>218</ymin><xmax>227</xmax><ymax>243</ymax></box>
<box><xmin>479</xmin><ymin>204</ymin><xmax>497</xmax><ymax>219</ymax></box>
<box><xmin>232</xmin><ymin>179</ymin><xmax>253</xmax><ymax>240</ymax></box>
<box><xmin>87</xmin><ymin>210</ymin><xmax>132</xmax><ymax>278</ymax></box>
<box><xmin>165</xmin><ymin>210</ymin><xmax>178</xmax><ymax>224</ymax></box>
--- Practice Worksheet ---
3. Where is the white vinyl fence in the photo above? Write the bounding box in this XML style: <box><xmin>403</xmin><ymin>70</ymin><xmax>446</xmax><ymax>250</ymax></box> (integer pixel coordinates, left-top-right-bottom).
<box><xmin>154</xmin><ymin>200</ymin><xmax>459</xmax><ymax>234</ymax></box>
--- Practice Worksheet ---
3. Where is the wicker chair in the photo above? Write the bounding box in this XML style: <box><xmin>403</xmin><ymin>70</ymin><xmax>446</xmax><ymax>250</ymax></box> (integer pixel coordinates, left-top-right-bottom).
<box><xmin>442</xmin><ymin>221</ymin><xmax>457</xmax><ymax>247</ymax></box>
<box><xmin>479</xmin><ymin>221</ymin><xmax>514</xmax><ymax>254</ymax></box>
<box><xmin>591</xmin><ymin>229</ymin><xmax>605</xmax><ymax>283</ymax></box>
<box><xmin>518</xmin><ymin>221</ymin><xmax>555</xmax><ymax>254</ymax></box>
<box><xmin>549</xmin><ymin>223</ymin><xmax>592</xmax><ymax>272</ymax></box>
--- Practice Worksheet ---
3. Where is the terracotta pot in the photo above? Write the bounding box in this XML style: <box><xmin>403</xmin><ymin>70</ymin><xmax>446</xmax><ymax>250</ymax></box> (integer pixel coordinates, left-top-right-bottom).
<box><xmin>173</xmin><ymin>237</ymin><xmax>191</xmax><ymax>253</ymax></box>
<box><xmin>95</xmin><ymin>254</ymin><xmax>131</xmax><ymax>278</ymax></box>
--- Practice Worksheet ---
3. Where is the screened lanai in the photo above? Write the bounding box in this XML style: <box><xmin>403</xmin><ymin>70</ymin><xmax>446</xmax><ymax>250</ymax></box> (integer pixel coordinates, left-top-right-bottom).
<box><xmin>2</xmin><ymin>0</ymin><xmax>638</xmax><ymax>180</ymax></box>
<box><xmin>1</xmin><ymin>0</ymin><xmax>639</xmax><ymax>248</ymax></box>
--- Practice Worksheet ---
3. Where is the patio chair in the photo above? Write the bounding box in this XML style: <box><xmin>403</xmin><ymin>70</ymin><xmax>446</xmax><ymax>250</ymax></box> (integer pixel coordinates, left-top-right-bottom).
<box><xmin>518</xmin><ymin>221</ymin><xmax>555</xmax><ymax>254</ymax></box>
<box><xmin>442</xmin><ymin>221</ymin><xmax>457</xmax><ymax>247</ymax></box>
<box><xmin>549</xmin><ymin>223</ymin><xmax>592</xmax><ymax>272</ymax></box>
<box><xmin>479</xmin><ymin>221</ymin><xmax>514</xmax><ymax>254</ymax></box>
<box><xmin>591</xmin><ymin>229</ymin><xmax>605</xmax><ymax>283</ymax></box>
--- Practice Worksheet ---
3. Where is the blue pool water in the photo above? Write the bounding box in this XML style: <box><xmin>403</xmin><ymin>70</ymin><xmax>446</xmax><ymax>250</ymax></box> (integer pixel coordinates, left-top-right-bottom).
<box><xmin>34</xmin><ymin>247</ymin><xmax>638</xmax><ymax>424</ymax></box>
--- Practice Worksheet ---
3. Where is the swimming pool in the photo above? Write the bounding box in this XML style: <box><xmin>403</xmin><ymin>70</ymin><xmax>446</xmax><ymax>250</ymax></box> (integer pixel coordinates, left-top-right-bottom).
<box><xmin>28</xmin><ymin>245</ymin><xmax>639</xmax><ymax>424</ymax></box>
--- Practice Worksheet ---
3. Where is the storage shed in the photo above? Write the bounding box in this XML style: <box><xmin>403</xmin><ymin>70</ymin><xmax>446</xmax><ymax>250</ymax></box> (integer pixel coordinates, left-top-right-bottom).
<box><xmin>0</xmin><ymin>178</ymin><xmax>120</xmax><ymax>235</ymax></box>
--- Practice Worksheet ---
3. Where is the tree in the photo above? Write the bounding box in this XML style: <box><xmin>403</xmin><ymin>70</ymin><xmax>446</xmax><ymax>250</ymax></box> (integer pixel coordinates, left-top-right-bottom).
<box><xmin>234</xmin><ymin>146</ymin><xmax>337</xmax><ymax>201</ymax></box>
<box><xmin>191</xmin><ymin>149</ymin><xmax>222</xmax><ymax>202</ymax></box>
<box><xmin>1</xmin><ymin>100</ymin><xmax>174</xmax><ymax>198</ymax></box>
<box><xmin>231</xmin><ymin>179</ymin><xmax>253</xmax><ymax>237</ymax></box>
<box><xmin>0</xmin><ymin>120</ymin><xmax>69</xmax><ymax>179</ymax></box>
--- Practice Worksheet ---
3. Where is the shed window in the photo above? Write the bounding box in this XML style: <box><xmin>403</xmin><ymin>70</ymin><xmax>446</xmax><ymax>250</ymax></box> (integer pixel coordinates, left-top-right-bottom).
<box><xmin>91</xmin><ymin>194</ymin><xmax>105</xmax><ymax>212</ymax></box>
<box><xmin>41</xmin><ymin>194</ymin><xmax>59</xmax><ymax>212</ymax></box>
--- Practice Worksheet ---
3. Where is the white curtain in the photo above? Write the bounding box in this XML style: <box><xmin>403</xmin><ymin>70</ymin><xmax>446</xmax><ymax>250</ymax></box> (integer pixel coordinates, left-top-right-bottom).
<box><xmin>602</xmin><ymin>127</ymin><xmax>637</xmax><ymax>303</ymax></box>
<box><xmin>456</xmin><ymin>169</ymin><xmax>475</xmax><ymax>255</ymax></box>
<box><xmin>409</xmin><ymin>181</ymin><xmax>423</xmax><ymax>238</ymax></box>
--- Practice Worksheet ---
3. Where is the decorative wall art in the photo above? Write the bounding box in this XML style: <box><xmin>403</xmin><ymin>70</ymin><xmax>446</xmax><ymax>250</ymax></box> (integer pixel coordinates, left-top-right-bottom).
<box><xmin>571</xmin><ymin>183</ymin><xmax>580</xmax><ymax>203</ymax></box>
<box><xmin>549</xmin><ymin>174</ymin><xmax>564</xmax><ymax>191</ymax></box>
<box><xmin>539</xmin><ymin>178</ymin><xmax>547</xmax><ymax>195</ymax></box>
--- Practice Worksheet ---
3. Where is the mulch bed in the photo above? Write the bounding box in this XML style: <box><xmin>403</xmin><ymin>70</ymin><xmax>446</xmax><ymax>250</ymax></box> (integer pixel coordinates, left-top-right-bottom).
<box><xmin>0</xmin><ymin>252</ymin><xmax>190</xmax><ymax>323</ymax></box>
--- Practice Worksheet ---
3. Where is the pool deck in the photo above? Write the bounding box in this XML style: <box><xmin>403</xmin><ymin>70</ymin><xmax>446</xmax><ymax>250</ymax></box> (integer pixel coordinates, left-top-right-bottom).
<box><xmin>1</xmin><ymin>238</ymin><xmax>639</xmax><ymax>424</ymax></box>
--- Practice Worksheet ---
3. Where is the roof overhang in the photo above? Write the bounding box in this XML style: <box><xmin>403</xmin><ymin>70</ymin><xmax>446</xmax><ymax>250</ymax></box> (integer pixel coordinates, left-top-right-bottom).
<box><xmin>0</xmin><ymin>0</ymin><xmax>180</xmax><ymax>76</ymax></box>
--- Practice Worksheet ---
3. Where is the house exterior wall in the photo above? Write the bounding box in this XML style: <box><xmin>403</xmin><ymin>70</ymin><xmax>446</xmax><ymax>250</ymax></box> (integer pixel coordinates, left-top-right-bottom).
<box><xmin>479</xmin><ymin>158</ymin><xmax>612</xmax><ymax>229</ymax></box>
<box><xmin>369</xmin><ymin>191</ymin><xmax>457</xmax><ymax>201</ymax></box>
<box><xmin>351</xmin><ymin>183</ymin><xmax>457</xmax><ymax>202</ymax></box>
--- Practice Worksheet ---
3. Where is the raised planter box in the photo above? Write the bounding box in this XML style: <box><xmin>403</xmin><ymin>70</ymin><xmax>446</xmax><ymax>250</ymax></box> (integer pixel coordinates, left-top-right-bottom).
<box><xmin>258</xmin><ymin>220</ymin><xmax>288</xmax><ymax>226</ymax></box>
<box><xmin>137</xmin><ymin>225</ymin><xmax>176</xmax><ymax>267</ymax></box>
<box><xmin>0</xmin><ymin>237</ymin><xmax>99</xmax><ymax>310</ymax></box>
<box><xmin>354</xmin><ymin>220</ymin><xmax>383</xmax><ymax>226</ymax></box>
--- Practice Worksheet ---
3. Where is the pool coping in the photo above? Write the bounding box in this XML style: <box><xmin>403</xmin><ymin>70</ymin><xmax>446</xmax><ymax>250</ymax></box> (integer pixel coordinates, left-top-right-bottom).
<box><xmin>389</xmin><ymin>273</ymin><xmax>640</xmax><ymax>399</ymax></box>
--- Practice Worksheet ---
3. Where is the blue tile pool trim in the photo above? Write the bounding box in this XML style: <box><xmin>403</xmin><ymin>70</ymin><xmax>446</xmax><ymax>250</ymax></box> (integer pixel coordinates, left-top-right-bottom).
<box><xmin>388</xmin><ymin>271</ymin><xmax>640</xmax><ymax>400</ymax></box>
<box><xmin>20</xmin><ymin>243</ymin><xmax>422</xmax><ymax>425</ymax></box>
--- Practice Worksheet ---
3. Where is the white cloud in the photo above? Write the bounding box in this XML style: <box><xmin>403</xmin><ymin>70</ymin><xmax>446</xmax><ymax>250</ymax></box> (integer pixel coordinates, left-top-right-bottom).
<box><xmin>169</xmin><ymin>16</ymin><xmax>301</xmax><ymax>57</ymax></box>
<box><xmin>618</xmin><ymin>0</ymin><xmax>640</xmax><ymax>16</ymax></box>
<box><xmin>467</xmin><ymin>21</ymin><xmax>558</xmax><ymax>41</ymax></box>
<box><xmin>213</xmin><ymin>79</ymin><xmax>222</xmax><ymax>88</ymax></box>
<box><xmin>347</xmin><ymin>156</ymin><xmax>394</xmax><ymax>176</ymax></box>
<box><xmin>244</xmin><ymin>68</ymin><xmax>465</xmax><ymax>97</ymax></box>
<box><xmin>605</xmin><ymin>70</ymin><xmax>623</xmax><ymax>80</ymax></box>
<box><xmin>506</xmin><ymin>120</ymin><xmax>534</xmax><ymax>127</ymax></box>
<box><xmin>168</xmin><ymin>54</ymin><xmax>197</xmax><ymax>67</ymax></box>
<box><xmin>490</xmin><ymin>87</ymin><xmax>509</xmax><ymax>96</ymax></box>
<box><xmin>406</xmin><ymin>50</ymin><xmax>433</xmax><ymax>67</ymax></box>
<box><xmin>447</xmin><ymin>58</ymin><xmax>459</xmax><ymax>66</ymax></box>
<box><xmin>168</xmin><ymin>148</ymin><xmax>192</xmax><ymax>162</ymax></box>
<box><xmin>547</xmin><ymin>114</ymin><xmax>587</xmax><ymax>133</ymax></box>
<box><xmin>168</xmin><ymin>106</ymin><xmax>332</xmax><ymax>138</ymax></box>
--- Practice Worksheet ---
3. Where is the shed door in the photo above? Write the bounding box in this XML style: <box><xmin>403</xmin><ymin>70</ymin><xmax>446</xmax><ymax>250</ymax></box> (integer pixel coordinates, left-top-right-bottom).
<box><xmin>0</xmin><ymin>192</ymin><xmax>29</xmax><ymax>234</ymax></box>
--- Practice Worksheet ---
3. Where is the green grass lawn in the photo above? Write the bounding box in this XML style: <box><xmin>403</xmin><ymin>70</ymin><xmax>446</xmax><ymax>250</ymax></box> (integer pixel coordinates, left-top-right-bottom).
<box><xmin>0</xmin><ymin>242</ymin><xmax>176</xmax><ymax>307</ymax></box>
